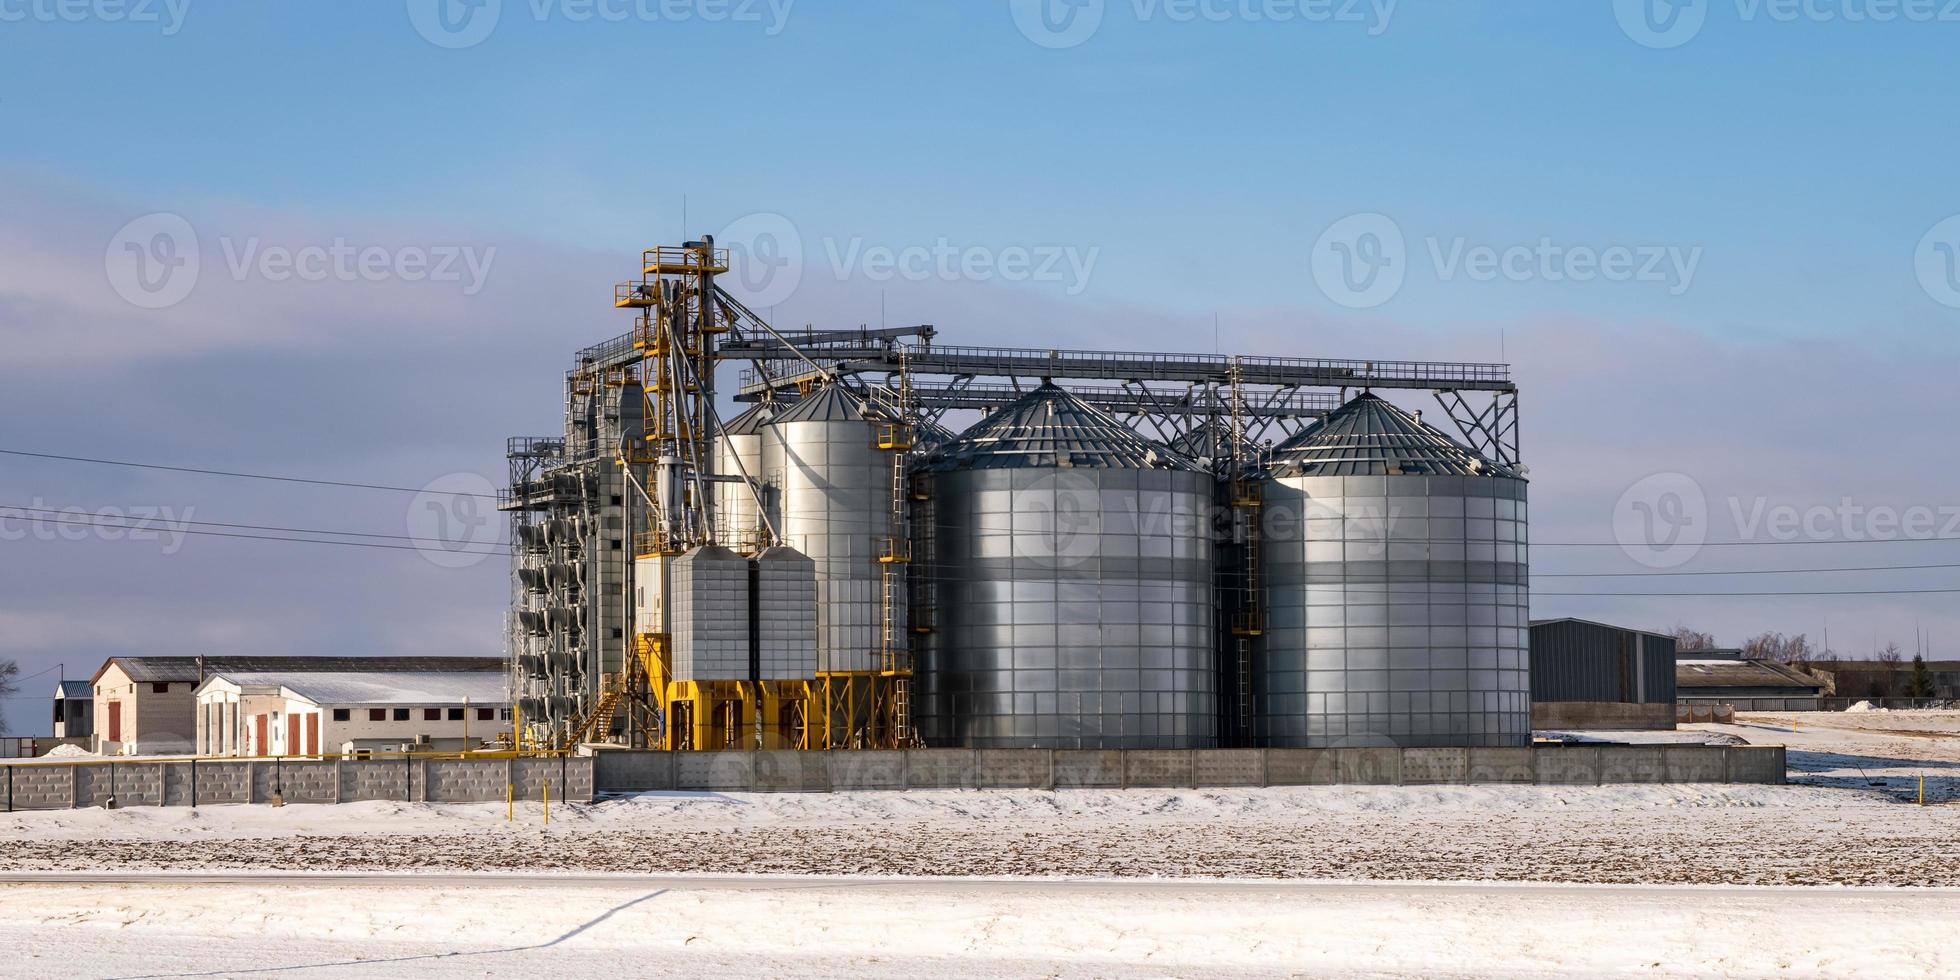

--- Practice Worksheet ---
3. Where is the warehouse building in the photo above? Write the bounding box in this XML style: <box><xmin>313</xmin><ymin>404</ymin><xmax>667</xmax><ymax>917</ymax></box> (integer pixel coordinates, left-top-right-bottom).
<box><xmin>193</xmin><ymin>671</ymin><xmax>509</xmax><ymax>756</ymax></box>
<box><xmin>89</xmin><ymin>656</ymin><xmax>504</xmax><ymax>755</ymax></box>
<box><xmin>1529</xmin><ymin>618</ymin><xmax>1676</xmax><ymax>730</ymax></box>
<box><xmin>1676</xmin><ymin>650</ymin><xmax>1826</xmax><ymax>712</ymax></box>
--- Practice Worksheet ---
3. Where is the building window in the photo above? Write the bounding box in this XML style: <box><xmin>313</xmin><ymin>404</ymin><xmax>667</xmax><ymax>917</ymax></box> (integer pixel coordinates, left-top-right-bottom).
<box><xmin>152</xmin><ymin>683</ymin><xmax>169</xmax><ymax>694</ymax></box>
<box><xmin>393</xmin><ymin>708</ymin><xmax>410</xmax><ymax>721</ymax></box>
<box><xmin>369</xmin><ymin>708</ymin><xmax>386</xmax><ymax>722</ymax></box>
<box><xmin>478</xmin><ymin>708</ymin><xmax>495</xmax><ymax>721</ymax></box>
<box><xmin>500</xmin><ymin>708</ymin><xmax>512</xmax><ymax>720</ymax></box>
<box><xmin>332</xmin><ymin>709</ymin><xmax>351</xmax><ymax>722</ymax></box>
<box><xmin>423</xmin><ymin>708</ymin><xmax>441</xmax><ymax>722</ymax></box>
<box><xmin>447</xmin><ymin>708</ymin><xmax>464</xmax><ymax>721</ymax></box>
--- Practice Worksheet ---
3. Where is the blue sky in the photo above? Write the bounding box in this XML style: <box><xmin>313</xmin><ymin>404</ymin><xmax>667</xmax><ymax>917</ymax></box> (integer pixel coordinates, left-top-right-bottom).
<box><xmin>2</xmin><ymin>1</ymin><xmax>1959</xmax><ymax>730</ymax></box>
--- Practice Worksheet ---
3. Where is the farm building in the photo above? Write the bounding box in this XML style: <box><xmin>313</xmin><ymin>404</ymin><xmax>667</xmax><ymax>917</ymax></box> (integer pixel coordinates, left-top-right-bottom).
<box><xmin>193</xmin><ymin>671</ymin><xmax>509</xmax><ymax>756</ymax></box>
<box><xmin>1528</xmin><ymin>618</ymin><xmax>1676</xmax><ymax>730</ymax></box>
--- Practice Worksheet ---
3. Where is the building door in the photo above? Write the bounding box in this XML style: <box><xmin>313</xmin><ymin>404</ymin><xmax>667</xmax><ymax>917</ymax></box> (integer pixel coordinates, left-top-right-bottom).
<box><xmin>254</xmin><ymin>714</ymin><xmax>269</xmax><ymax>757</ymax></box>
<box><xmin>287</xmin><ymin>714</ymin><xmax>301</xmax><ymax>758</ymax></box>
<box><xmin>107</xmin><ymin>702</ymin><xmax>122</xmax><ymax>744</ymax></box>
<box><xmin>306</xmin><ymin>713</ymin><xmax>319</xmax><ymax>756</ymax></box>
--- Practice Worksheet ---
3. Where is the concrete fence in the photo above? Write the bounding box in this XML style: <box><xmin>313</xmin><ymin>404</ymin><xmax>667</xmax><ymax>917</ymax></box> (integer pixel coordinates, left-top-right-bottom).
<box><xmin>594</xmin><ymin>744</ymin><xmax>1787</xmax><ymax>794</ymax></box>
<box><xmin>0</xmin><ymin>757</ymin><xmax>594</xmax><ymax>811</ymax></box>
<box><xmin>0</xmin><ymin>745</ymin><xmax>1783</xmax><ymax>808</ymax></box>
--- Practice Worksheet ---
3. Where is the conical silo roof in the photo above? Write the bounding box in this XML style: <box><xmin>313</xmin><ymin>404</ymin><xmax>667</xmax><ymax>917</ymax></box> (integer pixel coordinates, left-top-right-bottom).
<box><xmin>769</xmin><ymin>383</ymin><xmax>880</xmax><ymax>425</ymax></box>
<box><xmin>1270</xmin><ymin>392</ymin><xmax>1518</xmax><ymax>478</ymax></box>
<box><xmin>921</xmin><ymin>382</ymin><xmax>1199</xmax><ymax>472</ymax></box>
<box><xmin>723</xmin><ymin>400</ymin><xmax>781</xmax><ymax>436</ymax></box>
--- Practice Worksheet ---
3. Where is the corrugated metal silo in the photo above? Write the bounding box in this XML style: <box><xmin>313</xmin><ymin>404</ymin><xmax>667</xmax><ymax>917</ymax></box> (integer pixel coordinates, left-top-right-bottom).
<box><xmin>916</xmin><ymin>382</ymin><xmax>1217</xmax><ymax>748</ymax></box>
<box><xmin>1257</xmin><ymin>392</ymin><xmax>1530</xmax><ymax>747</ymax></box>
<box><xmin>716</xmin><ymin>401</ymin><xmax>779</xmax><ymax>554</ymax></box>
<box><xmin>765</xmin><ymin>384</ymin><xmax>897</xmax><ymax>675</ymax></box>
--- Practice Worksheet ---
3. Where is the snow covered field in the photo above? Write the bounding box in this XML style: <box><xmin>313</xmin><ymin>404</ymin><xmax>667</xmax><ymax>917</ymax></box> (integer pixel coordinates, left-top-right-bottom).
<box><xmin>1</xmin><ymin>873</ymin><xmax>1953</xmax><ymax>979</ymax></box>
<box><xmin>1</xmin><ymin>713</ymin><xmax>1954</xmax><ymax>975</ymax></box>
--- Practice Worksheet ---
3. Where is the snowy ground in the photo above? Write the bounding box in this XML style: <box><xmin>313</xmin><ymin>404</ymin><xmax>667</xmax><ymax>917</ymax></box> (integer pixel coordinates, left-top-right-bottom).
<box><xmin>0</xmin><ymin>873</ymin><xmax>1953</xmax><ymax>979</ymax></box>
<box><xmin>3</xmin><ymin>714</ymin><xmax>1956</xmax><ymax>975</ymax></box>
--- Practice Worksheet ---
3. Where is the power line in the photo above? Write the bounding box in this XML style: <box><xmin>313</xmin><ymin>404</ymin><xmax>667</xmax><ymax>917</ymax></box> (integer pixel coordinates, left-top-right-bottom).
<box><xmin>1534</xmin><ymin>561</ymin><xmax>1960</xmax><ymax>579</ymax></box>
<box><xmin>0</xmin><ymin>449</ymin><xmax>499</xmax><ymax>499</ymax></box>
<box><xmin>11</xmin><ymin>447</ymin><xmax>1960</xmax><ymax>548</ymax></box>
<box><xmin>0</xmin><ymin>504</ymin><xmax>501</xmax><ymax>546</ymax></box>
<box><xmin>9</xmin><ymin>513</ymin><xmax>504</xmax><ymax>556</ymax></box>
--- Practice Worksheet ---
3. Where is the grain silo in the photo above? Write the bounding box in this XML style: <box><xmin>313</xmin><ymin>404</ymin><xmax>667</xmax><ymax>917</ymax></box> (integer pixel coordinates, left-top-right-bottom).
<box><xmin>765</xmin><ymin>384</ymin><xmax>899</xmax><ymax>676</ymax></box>
<box><xmin>715</xmin><ymin>401</ymin><xmax>779</xmax><ymax>554</ymax></box>
<box><xmin>915</xmin><ymin>382</ymin><xmax>1217</xmax><ymax>748</ymax></box>
<box><xmin>1256</xmin><ymin>392</ymin><xmax>1530</xmax><ymax>748</ymax></box>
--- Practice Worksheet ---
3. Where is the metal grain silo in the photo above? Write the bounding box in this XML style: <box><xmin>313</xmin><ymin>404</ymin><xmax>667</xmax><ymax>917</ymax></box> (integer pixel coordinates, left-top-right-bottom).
<box><xmin>716</xmin><ymin>401</ymin><xmax>779</xmax><ymax>554</ymax></box>
<box><xmin>765</xmin><ymin>384</ymin><xmax>897</xmax><ymax>675</ymax></box>
<box><xmin>916</xmin><ymin>382</ymin><xmax>1217</xmax><ymax>749</ymax></box>
<box><xmin>1256</xmin><ymin>393</ymin><xmax>1529</xmax><ymax>748</ymax></box>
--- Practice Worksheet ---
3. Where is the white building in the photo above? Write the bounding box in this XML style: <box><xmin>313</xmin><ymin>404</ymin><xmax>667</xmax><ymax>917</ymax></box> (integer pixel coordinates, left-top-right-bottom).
<box><xmin>193</xmin><ymin>672</ymin><xmax>510</xmax><ymax>757</ymax></box>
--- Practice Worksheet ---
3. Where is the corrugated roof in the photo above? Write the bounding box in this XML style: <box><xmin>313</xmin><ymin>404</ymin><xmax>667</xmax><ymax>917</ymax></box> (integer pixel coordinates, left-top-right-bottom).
<box><xmin>920</xmin><ymin>382</ymin><xmax>1200</xmax><ymax>472</ymax></box>
<box><xmin>205</xmin><ymin>671</ymin><xmax>508</xmax><ymax>706</ymax></box>
<box><xmin>95</xmin><ymin>656</ymin><xmax>505</xmax><ymax>685</ymax></box>
<box><xmin>1269</xmin><ymin>392</ymin><xmax>1518</xmax><ymax>479</ymax></box>
<box><xmin>1529</xmin><ymin>617</ymin><xmax>1674</xmax><ymax>641</ymax></box>
<box><xmin>54</xmin><ymin>680</ymin><xmax>91</xmax><ymax>699</ymax></box>
<box><xmin>722</xmin><ymin>401</ymin><xmax>781</xmax><ymax>437</ymax></box>
<box><xmin>769</xmin><ymin>384</ymin><xmax>878</xmax><ymax>425</ymax></box>
<box><xmin>1676</xmin><ymin>660</ymin><xmax>1827</xmax><ymax>691</ymax></box>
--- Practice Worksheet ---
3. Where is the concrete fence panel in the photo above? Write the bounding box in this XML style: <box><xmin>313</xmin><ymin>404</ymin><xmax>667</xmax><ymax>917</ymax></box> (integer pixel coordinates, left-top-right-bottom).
<box><xmin>1399</xmin><ymin>748</ymin><xmax>1469</xmax><ymax>785</ymax></box>
<box><xmin>595</xmin><ymin>752</ymin><xmax>676</xmax><ymax>793</ymax></box>
<box><xmin>1664</xmin><ymin>745</ymin><xmax>1729</xmax><ymax>783</ymax></box>
<box><xmin>1725</xmin><ymin>746</ymin><xmax>1787</xmax><ymax>784</ymax></box>
<box><xmin>1052</xmin><ymin>750</ymin><xmax>1124</xmax><ymax>789</ymax></box>
<box><xmin>1193</xmin><ymin>749</ymin><xmax>1261</xmax><ymax>788</ymax></box>
<box><xmin>1533</xmin><ymin>745</ymin><xmax>1603</xmax><ymax>785</ymax></box>
<box><xmin>825</xmin><ymin>752</ymin><xmax>905</xmax><ymax>792</ymax></box>
<box><xmin>752</xmin><ymin>751</ymin><xmax>831</xmax><ymax>793</ymax></box>
<box><xmin>1264</xmin><ymin>749</ymin><xmax>1338</xmax><ymax>786</ymax></box>
<box><xmin>1465</xmin><ymin>747</ymin><xmax>1534</xmax><ymax>783</ymax></box>
<box><xmin>976</xmin><ymin>749</ymin><xmax>1053</xmax><ymax>789</ymax></box>
<box><xmin>1335</xmin><ymin>748</ymin><xmax>1401</xmax><ymax>785</ymax></box>
<box><xmin>1597</xmin><ymin>746</ymin><xmax>1666</xmax><ymax>783</ymax></box>
<box><xmin>674</xmin><ymin>752</ymin><xmax>754</xmax><ymax>792</ymax></box>
<box><xmin>901</xmin><ymin>749</ymin><xmax>977</xmax><ymax>790</ymax></box>
<box><xmin>1126</xmin><ymin>750</ymin><xmax>1196</xmax><ymax>788</ymax></box>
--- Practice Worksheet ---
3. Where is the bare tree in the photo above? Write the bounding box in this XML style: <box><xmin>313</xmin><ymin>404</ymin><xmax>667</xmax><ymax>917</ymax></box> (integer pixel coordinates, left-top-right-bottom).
<box><xmin>1876</xmin><ymin>642</ymin><xmax>1904</xmax><ymax>666</ymax></box>
<box><xmin>0</xmin><ymin>660</ymin><xmax>17</xmax><ymax>736</ymax></box>
<box><xmin>1672</xmin><ymin>626</ymin><xmax>1718</xmax><ymax>652</ymax></box>
<box><xmin>1741</xmin><ymin>632</ymin><xmax>1811</xmax><ymax>664</ymax></box>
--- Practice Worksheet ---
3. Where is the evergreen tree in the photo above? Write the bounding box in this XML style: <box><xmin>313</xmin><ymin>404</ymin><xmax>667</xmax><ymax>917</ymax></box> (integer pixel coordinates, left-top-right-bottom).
<box><xmin>1906</xmin><ymin>655</ymin><xmax>1936</xmax><ymax>699</ymax></box>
